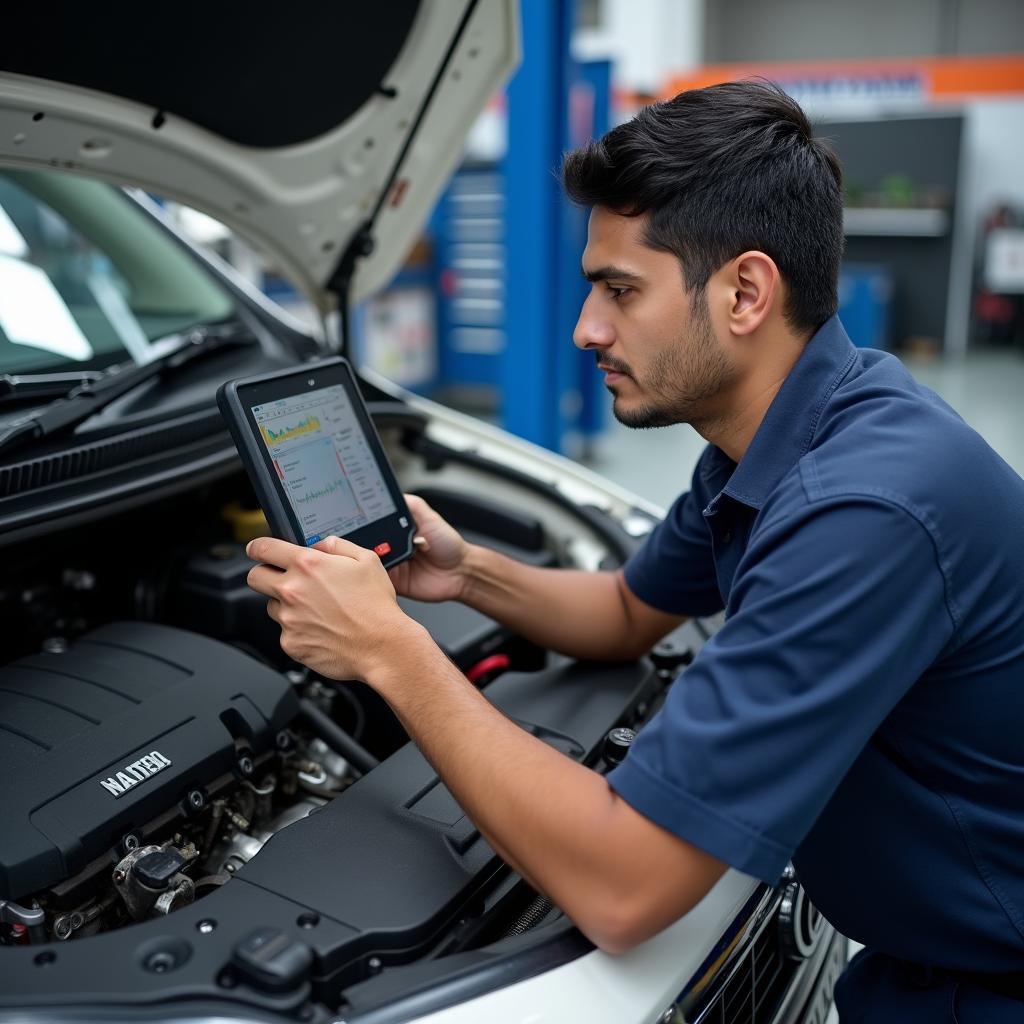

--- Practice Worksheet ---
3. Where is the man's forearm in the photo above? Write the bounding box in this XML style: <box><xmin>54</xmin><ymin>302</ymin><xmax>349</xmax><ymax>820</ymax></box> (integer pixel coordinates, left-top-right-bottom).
<box><xmin>369</xmin><ymin>624</ymin><xmax>724</xmax><ymax>952</ymax></box>
<box><xmin>459</xmin><ymin>544</ymin><xmax>647</xmax><ymax>661</ymax></box>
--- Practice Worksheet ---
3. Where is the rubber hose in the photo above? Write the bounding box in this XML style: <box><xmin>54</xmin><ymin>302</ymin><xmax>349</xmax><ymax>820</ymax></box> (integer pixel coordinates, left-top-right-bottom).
<box><xmin>298</xmin><ymin>699</ymin><xmax>379</xmax><ymax>775</ymax></box>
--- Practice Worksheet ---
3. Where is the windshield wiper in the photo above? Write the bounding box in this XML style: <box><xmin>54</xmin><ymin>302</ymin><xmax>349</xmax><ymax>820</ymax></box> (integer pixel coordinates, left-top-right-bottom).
<box><xmin>0</xmin><ymin>370</ymin><xmax>106</xmax><ymax>406</ymax></box>
<box><xmin>0</xmin><ymin>322</ymin><xmax>253</xmax><ymax>459</ymax></box>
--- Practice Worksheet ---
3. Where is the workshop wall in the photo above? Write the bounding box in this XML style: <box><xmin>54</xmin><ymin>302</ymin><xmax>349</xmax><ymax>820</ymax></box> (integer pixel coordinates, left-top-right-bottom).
<box><xmin>703</xmin><ymin>0</ymin><xmax>1024</xmax><ymax>63</ymax></box>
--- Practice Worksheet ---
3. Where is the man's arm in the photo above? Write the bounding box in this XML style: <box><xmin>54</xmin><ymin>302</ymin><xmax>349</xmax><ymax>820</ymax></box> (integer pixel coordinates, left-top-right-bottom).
<box><xmin>366</xmin><ymin>621</ymin><xmax>726</xmax><ymax>952</ymax></box>
<box><xmin>461</xmin><ymin>546</ymin><xmax>686</xmax><ymax>662</ymax></box>
<box><xmin>246</xmin><ymin>535</ymin><xmax>726</xmax><ymax>953</ymax></box>
<box><xmin>390</xmin><ymin>494</ymin><xmax>686</xmax><ymax>662</ymax></box>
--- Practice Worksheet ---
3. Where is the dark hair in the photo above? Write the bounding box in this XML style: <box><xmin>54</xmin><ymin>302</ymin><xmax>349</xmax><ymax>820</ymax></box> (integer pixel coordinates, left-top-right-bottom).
<box><xmin>562</xmin><ymin>79</ymin><xmax>843</xmax><ymax>334</ymax></box>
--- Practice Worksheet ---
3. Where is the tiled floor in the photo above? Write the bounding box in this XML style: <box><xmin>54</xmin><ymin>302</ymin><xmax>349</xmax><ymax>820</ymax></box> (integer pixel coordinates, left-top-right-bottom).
<box><xmin>582</xmin><ymin>348</ymin><xmax>1024</xmax><ymax>508</ymax></box>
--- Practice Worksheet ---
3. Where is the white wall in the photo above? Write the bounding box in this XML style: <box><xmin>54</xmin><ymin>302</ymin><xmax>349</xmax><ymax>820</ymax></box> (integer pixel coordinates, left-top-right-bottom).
<box><xmin>573</xmin><ymin>0</ymin><xmax>704</xmax><ymax>92</ymax></box>
<box><xmin>946</xmin><ymin>98</ymin><xmax>1024</xmax><ymax>352</ymax></box>
<box><xmin>962</xmin><ymin>99</ymin><xmax>1024</xmax><ymax>223</ymax></box>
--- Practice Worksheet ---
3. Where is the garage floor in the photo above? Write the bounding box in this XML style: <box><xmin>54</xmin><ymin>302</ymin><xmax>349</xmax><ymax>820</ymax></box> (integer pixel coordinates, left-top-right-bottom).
<box><xmin>583</xmin><ymin>349</ymin><xmax>1024</xmax><ymax>508</ymax></box>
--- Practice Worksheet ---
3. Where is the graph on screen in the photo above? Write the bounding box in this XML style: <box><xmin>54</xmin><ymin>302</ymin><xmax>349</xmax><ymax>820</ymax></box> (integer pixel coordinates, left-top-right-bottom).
<box><xmin>294</xmin><ymin>477</ymin><xmax>350</xmax><ymax>505</ymax></box>
<box><xmin>274</xmin><ymin>437</ymin><xmax>364</xmax><ymax>536</ymax></box>
<box><xmin>252</xmin><ymin>384</ymin><xmax>396</xmax><ymax>544</ymax></box>
<box><xmin>260</xmin><ymin>415</ymin><xmax>321</xmax><ymax>446</ymax></box>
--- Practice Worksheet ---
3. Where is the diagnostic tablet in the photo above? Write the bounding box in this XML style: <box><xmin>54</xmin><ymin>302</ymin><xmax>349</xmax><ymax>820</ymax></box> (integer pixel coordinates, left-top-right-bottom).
<box><xmin>217</xmin><ymin>358</ymin><xmax>415</xmax><ymax>567</ymax></box>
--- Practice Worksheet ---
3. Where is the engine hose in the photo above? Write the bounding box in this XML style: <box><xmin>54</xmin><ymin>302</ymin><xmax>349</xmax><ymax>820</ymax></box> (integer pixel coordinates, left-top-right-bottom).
<box><xmin>298</xmin><ymin>699</ymin><xmax>379</xmax><ymax>775</ymax></box>
<box><xmin>505</xmin><ymin>894</ymin><xmax>555</xmax><ymax>938</ymax></box>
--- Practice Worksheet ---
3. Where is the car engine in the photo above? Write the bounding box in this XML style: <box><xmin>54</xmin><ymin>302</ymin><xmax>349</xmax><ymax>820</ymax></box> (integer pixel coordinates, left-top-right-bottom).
<box><xmin>0</xmin><ymin>620</ymin><xmax>353</xmax><ymax>944</ymax></box>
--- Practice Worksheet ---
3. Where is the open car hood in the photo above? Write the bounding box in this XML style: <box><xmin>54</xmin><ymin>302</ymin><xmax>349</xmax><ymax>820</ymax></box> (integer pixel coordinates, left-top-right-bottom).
<box><xmin>0</xmin><ymin>1</ymin><xmax>518</xmax><ymax>313</ymax></box>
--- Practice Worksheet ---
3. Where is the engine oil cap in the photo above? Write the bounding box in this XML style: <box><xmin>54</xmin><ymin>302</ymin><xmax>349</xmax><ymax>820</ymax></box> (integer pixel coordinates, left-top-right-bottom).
<box><xmin>133</xmin><ymin>849</ymin><xmax>186</xmax><ymax>891</ymax></box>
<box><xmin>601</xmin><ymin>727</ymin><xmax>637</xmax><ymax>768</ymax></box>
<box><xmin>231</xmin><ymin>927</ymin><xmax>313</xmax><ymax>993</ymax></box>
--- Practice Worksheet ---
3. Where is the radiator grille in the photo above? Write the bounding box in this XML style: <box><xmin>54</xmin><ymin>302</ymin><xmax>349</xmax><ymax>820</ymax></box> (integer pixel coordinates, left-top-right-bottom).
<box><xmin>698</xmin><ymin>906</ymin><xmax>798</xmax><ymax>1024</ymax></box>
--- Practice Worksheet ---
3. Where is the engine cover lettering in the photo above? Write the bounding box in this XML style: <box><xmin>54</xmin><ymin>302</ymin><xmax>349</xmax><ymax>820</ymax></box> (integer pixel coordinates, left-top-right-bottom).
<box><xmin>99</xmin><ymin>751</ymin><xmax>172</xmax><ymax>798</ymax></box>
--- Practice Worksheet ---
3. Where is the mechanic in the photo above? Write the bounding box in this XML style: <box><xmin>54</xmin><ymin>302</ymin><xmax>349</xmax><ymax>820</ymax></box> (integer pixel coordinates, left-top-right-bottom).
<box><xmin>245</xmin><ymin>81</ymin><xmax>1024</xmax><ymax>1022</ymax></box>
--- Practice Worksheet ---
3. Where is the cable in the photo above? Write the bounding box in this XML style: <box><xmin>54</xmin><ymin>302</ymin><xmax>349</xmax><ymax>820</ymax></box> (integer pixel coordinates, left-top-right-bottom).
<box><xmin>298</xmin><ymin>698</ymin><xmax>379</xmax><ymax>775</ymax></box>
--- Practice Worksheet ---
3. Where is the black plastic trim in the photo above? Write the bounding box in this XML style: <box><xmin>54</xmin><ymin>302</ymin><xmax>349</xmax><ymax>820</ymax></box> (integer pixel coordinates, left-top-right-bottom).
<box><xmin>0</xmin><ymin>440</ymin><xmax>239</xmax><ymax>548</ymax></box>
<box><xmin>344</xmin><ymin>922</ymin><xmax>593</xmax><ymax>1024</ymax></box>
<box><xmin>0</xmin><ymin>409</ymin><xmax>225</xmax><ymax>499</ymax></box>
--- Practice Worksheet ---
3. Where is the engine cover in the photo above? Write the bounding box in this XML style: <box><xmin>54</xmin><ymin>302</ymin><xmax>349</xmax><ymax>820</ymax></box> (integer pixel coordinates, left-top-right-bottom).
<box><xmin>0</xmin><ymin>622</ymin><xmax>297</xmax><ymax>900</ymax></box>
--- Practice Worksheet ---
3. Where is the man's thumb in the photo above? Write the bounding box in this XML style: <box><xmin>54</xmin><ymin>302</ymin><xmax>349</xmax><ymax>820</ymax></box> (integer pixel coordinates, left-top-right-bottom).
<box><xmin>312</xmin><ymin>534</ymin><xmax>360</xmax><ymax>558</ymax></box>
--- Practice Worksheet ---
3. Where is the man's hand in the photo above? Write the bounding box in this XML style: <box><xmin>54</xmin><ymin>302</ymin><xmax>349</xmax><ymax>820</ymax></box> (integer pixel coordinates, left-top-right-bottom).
<box><xmin>246</xmin><ymin>535</ymin><xmax>425</xmax><ymax>680</ymax></box>
<box><xmin>388</xmin><ymin>494</ymin><xmax>471</xmax><ymax>603</ymax></box>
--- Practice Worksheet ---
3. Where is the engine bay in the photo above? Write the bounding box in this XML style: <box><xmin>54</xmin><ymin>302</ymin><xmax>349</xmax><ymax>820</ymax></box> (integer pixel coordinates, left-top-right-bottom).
<box><xmin>0</xmin><ymin>410</ymin><xmax>702</xmax><ymax>1020</ymax></box>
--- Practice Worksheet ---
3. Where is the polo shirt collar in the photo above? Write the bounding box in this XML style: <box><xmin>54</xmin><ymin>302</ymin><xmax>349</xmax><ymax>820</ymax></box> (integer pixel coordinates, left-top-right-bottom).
<box><xmin>703</xmin><ymin>315</ymin><xmax>858</xmax><ymax>512</ymax></box>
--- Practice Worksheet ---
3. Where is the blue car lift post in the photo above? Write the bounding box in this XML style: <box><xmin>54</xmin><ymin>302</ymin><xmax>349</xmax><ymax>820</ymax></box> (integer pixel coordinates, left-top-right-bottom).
<box><xmin>503</xmin><ymin>0</ymin><xmax>610</xmax><ymax>453</ymax></box>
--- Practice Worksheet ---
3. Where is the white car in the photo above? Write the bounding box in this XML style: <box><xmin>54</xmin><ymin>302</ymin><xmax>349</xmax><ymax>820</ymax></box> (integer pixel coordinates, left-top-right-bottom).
<box><xmin>0</xmin><ymin>4</ymin><xmax>844</xmax><ymax>1021</ymax></box>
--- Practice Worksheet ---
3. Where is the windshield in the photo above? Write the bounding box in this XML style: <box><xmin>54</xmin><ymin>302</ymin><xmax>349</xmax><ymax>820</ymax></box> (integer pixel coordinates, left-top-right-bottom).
<box><xmin>0</xmin><ymin>169</ymin><xmax>235</xmax><ymax>374</ymax></box>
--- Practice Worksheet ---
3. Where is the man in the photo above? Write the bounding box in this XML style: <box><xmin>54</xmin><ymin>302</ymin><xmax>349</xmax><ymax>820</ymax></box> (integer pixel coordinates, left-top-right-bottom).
<box><xmin>246</xmin><ymin>81</ymin><xmax>1024</xmax><ymax>1021</ymax></box>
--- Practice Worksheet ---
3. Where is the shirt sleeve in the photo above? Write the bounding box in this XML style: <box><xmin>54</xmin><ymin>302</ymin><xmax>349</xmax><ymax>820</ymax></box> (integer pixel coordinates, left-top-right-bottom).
<box><xmin>609</xmin><ymin>496</ymin><xmax>956</xmax><ymax>884</ymax></box>
<box><xmin>623</xmin><ymin>454</ymin><xmax>724</xmax><ymax>617</ymax></box>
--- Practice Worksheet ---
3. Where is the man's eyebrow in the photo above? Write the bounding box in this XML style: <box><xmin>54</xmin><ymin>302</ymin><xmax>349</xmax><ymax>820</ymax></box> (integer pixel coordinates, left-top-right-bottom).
<box><xmin>581</xmin><ymin>264</ymin><xmax>645</xmax><ymax>284</ymax></box>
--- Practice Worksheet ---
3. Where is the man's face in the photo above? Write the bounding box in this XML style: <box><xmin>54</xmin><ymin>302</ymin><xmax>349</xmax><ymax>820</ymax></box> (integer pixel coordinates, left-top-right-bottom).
<box><xmin>574</xmin><ymin>207</ymin><xmax>733</xmax><ymax>429</ymax></box>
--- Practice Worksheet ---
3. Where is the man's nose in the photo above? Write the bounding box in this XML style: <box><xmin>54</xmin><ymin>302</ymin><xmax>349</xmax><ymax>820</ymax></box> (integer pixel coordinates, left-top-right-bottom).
<box><xmin>572</xmin><ymin>294</ymin><xmax>614</xmax><ymax>351</ymax></box>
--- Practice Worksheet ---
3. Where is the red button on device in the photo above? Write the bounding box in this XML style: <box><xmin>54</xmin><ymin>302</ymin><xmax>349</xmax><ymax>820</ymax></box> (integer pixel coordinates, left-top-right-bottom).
<box><xmin>373</xmin><ymin>542</ymin><xmax>392</xmax><ymax>557</ymax></box>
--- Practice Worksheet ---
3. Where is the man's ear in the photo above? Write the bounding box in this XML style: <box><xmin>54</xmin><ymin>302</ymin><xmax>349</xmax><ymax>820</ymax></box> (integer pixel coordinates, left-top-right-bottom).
<box><xmin>725</xmin><ymin>251</ymin><xmax>781</xmax><ymax>336</ymax></box>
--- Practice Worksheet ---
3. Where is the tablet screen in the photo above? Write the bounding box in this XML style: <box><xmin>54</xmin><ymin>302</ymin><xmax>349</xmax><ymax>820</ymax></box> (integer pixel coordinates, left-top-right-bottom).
<box><xmin>251</xmin><ymin>384</ymin><xmax>397</xmax><ymax>546</ymax></box>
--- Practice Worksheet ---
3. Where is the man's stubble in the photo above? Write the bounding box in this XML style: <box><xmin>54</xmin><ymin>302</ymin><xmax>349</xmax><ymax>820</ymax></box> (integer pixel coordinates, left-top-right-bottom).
<box><xmin>611</xmin><ymin>291</ymin><xmax>733</xmax><ymax>431</ymax></box>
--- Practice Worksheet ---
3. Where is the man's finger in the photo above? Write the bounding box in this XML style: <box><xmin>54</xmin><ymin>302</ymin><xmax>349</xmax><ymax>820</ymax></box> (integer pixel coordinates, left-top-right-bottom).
<box><xmin>266</xmin><ymin>598</ymin><xmax>282</xmax><ymax>622</ymax></box>
<box><xmin>403</xmin><ymin>493</ymin><xmax>431</xmax><ymax>516</ymax></box>
<box><xmin>247</xmin><ymin>563</ymin><xmax>285</xmax><ymax>597</ymax></box>
<box><xmin>312</xmin><ymin>534</ymin><xmax>365</xmax><ymax>559</ymax></box>
<box><xmin>247</xmin><ymin>536</ymin><xmax>307</xmax><ymax>569</ymax></box>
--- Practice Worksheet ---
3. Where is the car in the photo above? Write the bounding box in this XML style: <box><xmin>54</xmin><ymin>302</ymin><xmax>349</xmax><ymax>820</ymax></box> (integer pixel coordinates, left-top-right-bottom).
<box><xmin>0</xmin><ymin>4</ymin><xmax>845</xmax><ymax>1022</ymax></box>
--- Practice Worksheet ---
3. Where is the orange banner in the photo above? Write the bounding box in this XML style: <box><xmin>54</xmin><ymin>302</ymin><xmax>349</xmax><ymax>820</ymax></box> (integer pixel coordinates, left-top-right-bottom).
<box><xmin>647</xmin><ymin>54</ymin><xmax>1024</xmax><ymax>104</ymax></box>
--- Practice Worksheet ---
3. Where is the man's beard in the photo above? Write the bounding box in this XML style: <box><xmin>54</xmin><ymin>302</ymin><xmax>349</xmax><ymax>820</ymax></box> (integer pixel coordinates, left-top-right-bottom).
<box><xmin>608</xmin><ymin>293</ymin><xmax>732</xmax><ymax>430</ymax></box>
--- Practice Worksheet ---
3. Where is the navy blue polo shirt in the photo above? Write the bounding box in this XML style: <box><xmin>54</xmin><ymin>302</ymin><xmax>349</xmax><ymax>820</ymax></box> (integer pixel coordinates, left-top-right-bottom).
<box><xmin>608</xmin><ymin>317</ymin><xmax>1024</xmax><ymax>999</ymax></box>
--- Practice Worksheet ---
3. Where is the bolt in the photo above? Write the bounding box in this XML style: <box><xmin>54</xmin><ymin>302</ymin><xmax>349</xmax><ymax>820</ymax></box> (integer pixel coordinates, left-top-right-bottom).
<box><xmin>368</xmin><ymin>956</ymin><xmax>382</xmax><ymax>974</ymax></box>
<box><xmin>145</xmin><ymin>950</ymin><xmax>175</xmax><ymax>974</ymax></box>
<box><xmin>196</xmin><ymin>919</ymin><xmax>216</xmax><ymax>935</ymax></box>
<box><xmin>113</xmin><ymin>870</ymin><xmax>126</xmax><ymax>884</ymax></box>
<box><xmin>276</xmin><ymin>730</ymin><xmax>292</xmax><ymax>751</ymax></box>
<box><xmin>123</xmin><ymin>834</ymin><xmax>140</xmax><ymax>851</ymax></box>
<box><xmin>187</xmin><ymin>790</ymin><xmax>204</xmax><ymax>811</ymax></box>
<box><xmin>237</xmin><ymin>755</ymin><xmax>254</xmax><ymax>777</ymax></box>
<box><xmin>41</xmin><ymin>637</ymin><xmax>67</xmax><ymax>655</ymax></box>
<box><xmin>226</xmin><ymin>810</ymin><xmax>250</xmax><ymax>830</ymax></box>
